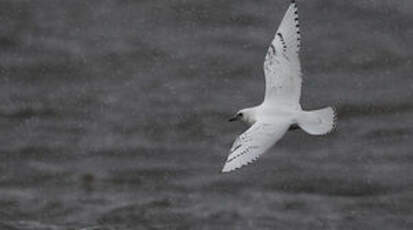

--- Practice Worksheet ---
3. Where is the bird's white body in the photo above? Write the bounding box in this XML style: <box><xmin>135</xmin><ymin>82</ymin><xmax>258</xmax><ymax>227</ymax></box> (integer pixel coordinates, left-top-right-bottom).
<box><xmin>238</xmin><ymin>105</ymin><xmax>299</xmax><ymax>126</ymax></box>
<box><xmin>222</xmin><ymin>0</ymin><xmax>336</xmax><ymax>172</ymax></box>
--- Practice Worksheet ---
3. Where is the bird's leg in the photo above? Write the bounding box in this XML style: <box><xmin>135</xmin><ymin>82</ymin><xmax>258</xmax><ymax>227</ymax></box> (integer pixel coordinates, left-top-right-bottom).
<box><xmin>288</xmin><ymin>124</ymin><xmax>300</xmax><ymax>131</ymax></box>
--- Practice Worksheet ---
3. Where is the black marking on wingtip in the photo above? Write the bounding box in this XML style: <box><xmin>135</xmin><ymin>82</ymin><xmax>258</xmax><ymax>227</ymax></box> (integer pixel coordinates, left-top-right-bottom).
<box><xmin>295</xmin><ymin>10</ymin><xmax>301</xmax><ymax>49</ymax></box>
<box><xmin>277</xmin><ymin>32</ymin><xmax>283</xmax><ymax>39</ymax></box>
<box><xmin>226</xmin><ymin>149</ymin><xmax>248</xmax><ymax>163</ymax></box>
<box><xmin>269</xmin><ymin>44</ymin><xmax>276</xmax><ymax>54</ymax></box>
<box><xmin>277</xmin><ymin>32</ymin><xmax>287</xmax><ymax>52</ymax></box>
<box><xmin>231</xmin><ymin>144</ymin><xmax>242</xmax><ymax>153</ymax></box>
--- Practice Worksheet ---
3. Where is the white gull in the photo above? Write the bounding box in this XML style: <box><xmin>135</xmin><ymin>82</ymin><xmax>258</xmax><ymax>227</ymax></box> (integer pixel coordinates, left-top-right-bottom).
<box><xmin>223</xmin><ymin>0</ymin><xmax>336</xmax><ymax>172</ymax></box>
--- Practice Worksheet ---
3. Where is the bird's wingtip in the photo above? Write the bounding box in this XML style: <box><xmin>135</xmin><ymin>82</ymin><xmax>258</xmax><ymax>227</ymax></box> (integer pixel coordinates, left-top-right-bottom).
<box><xmin>222</xmin><ymin>161</ymin><xmax>240</xmax><ymax>173</ymax></box>
<box><xmin>221</xmin><ymin>164</ymin><xmax>231</xmax><ymax>173</ymax></box>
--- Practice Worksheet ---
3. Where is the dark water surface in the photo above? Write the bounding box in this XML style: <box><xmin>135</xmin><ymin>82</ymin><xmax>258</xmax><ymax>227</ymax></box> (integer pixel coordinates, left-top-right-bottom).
<box><xmin>0</xmin><ymin>0</ymin><xmax>412</xmax><ymax>229</ymax></box>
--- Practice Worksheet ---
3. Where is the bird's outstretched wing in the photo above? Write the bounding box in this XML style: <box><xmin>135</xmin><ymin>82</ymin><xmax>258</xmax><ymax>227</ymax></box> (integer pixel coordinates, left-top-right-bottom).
<box><xmin>263</xmin><ymin>1</ymin><xmax>302</xmax><ymax>109</ymax></box>
<box><xmin>222</xmin><ymin>121</ymin><xmax>290</xmax><ymax>172</ymax></box>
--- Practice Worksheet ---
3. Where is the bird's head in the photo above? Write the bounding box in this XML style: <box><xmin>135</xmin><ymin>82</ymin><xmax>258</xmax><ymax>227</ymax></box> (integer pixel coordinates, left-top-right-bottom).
<box><xmin>228</xmin><ymin>108</ymin><xmax>257</xmax><ymax>124</ymax></box>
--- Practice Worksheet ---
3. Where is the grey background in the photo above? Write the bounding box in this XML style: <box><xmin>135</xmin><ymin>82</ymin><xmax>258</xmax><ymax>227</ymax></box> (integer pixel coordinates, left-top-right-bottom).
<box><xmin>0</xmin><ymin>0</ymin><xmax>412</xmax><ymax>229</ymax></box>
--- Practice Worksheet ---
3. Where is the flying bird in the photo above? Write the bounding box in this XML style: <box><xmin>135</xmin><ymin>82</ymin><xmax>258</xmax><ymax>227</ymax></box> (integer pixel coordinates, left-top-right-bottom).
<box><xmin>222</xmin><ymin>0</ymin><xmax>336</xmax><ymax>172</ymax></box>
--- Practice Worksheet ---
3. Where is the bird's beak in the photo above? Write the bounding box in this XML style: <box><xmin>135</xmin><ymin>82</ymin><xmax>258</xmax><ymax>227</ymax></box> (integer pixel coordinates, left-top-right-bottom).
<box><xmin>228</xmin><ymin>115</ymin><xmax>238</xmax><ymax>122</ymax></box>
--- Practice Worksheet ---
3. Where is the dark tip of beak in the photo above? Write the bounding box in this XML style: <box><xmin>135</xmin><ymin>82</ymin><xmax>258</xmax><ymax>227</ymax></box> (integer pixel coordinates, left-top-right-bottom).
<box><xmin>228</xmin><ymin>116</ymin><xmax>238</xmax><ymax>122</ymax></box>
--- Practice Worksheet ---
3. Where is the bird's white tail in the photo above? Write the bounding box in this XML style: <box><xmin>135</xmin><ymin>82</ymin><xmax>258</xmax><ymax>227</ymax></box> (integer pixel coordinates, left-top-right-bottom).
<box><xmin>297</xmin><ymin>107</ymin><xmax>336</xmax><ymax>135</ymax></box>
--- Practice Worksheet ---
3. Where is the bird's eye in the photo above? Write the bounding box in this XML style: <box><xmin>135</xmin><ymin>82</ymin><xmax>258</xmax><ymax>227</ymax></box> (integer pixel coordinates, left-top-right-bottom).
<box><xmin>238</xmin><ymin>113</ymin><xmax>243</xmax><ymax>117</ymax></box>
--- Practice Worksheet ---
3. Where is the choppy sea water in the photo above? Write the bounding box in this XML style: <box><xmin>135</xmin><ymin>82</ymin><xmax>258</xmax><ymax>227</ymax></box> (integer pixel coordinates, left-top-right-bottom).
<box><xmin>0</xmin><ymin>0</ymin><xmax>412</xmax><ymax>229</ymax></box>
